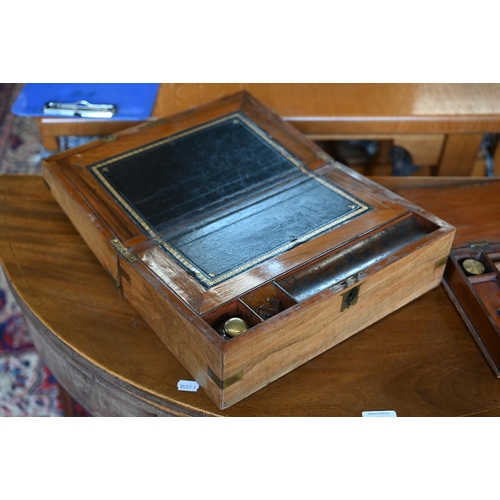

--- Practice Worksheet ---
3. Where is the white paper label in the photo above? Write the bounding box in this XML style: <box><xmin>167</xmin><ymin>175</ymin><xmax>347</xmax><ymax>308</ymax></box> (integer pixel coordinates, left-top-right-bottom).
<box><xmin>362</xmin><ymin>410</ymin><xmax>397</xmax><ymax>417</ymax></box>
<box><xmin>177</xmin><ymin>380</ymin><xmax>200</xmax><ymax>392</ymax></box>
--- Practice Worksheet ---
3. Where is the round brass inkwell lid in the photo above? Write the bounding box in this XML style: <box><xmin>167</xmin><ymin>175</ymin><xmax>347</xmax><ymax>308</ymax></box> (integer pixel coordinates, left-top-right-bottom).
<box><xmin>462</xmin><ymin>258</ymin><xmax>485</xmax><ymax>275</ymax></box>
<box><xmin>223</xmin><ymin>317</ymin><xmax>248</xmax><ymax>337</ymax></box>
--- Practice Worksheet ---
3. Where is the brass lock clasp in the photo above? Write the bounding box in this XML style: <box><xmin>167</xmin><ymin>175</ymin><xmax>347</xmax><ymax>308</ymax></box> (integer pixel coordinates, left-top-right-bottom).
<box><xmin>340</xmin><ymin>284</ymin><xmax>362</xmax><ymax>312</ymax></box>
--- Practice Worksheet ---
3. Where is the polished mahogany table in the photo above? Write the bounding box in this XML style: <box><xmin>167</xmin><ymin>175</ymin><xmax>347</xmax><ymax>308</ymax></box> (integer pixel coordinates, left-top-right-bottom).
<box><xmin>1</xmin><ymin>174</ymin><xmax>500</xmax><ymax>416</ymax></box>
<box><xmin>35</xmin><ymin>84</ymin><xmax>500</xmax><ymax>176</ymax></box>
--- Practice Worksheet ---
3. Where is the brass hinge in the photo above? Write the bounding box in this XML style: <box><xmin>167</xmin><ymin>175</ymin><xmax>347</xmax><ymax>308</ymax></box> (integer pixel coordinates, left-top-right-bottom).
<box><xmin>110</xmin><ymin>238</ymin><xmax>138</xmax><ymax>263</ymax></box>
<box><xmin>102</xmin><ymin>134</ymin><xmax>118</xmax><ymax>143</ymax></box>
<box><xmin>434</xmin><ymin>256</ymin><xmax>448</xmax><ymax>269</ymax></box>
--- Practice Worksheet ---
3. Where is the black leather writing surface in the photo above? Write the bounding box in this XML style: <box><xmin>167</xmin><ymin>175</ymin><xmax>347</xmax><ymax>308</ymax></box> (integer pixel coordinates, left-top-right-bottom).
<box><xmin>92</xmin><ymin>114</ymin><xmax>299</xmax><ymax>232</ymax></box>
<box><xmin>90</xmin><ymin>112</ymin><xmax>372</xmax><ymax>287</ymax></box>
<box><xmin>167</xmin><ymin>176</ymin><xmax>368</xmax><ymax>285</ymax></box>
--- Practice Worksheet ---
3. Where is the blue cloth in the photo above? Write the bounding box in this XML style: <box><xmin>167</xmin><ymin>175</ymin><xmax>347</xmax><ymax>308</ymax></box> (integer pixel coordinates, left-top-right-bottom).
<box><xmin>12</xmin><ymin>83</ymin><xmax>160</xmax><ymax>120</ymax></box>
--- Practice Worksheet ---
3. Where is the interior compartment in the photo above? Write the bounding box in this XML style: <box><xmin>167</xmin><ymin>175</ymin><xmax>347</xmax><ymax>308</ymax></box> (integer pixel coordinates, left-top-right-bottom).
<box><xmin>459</xmin><ymin>253</ymin><xmax>496</xmax><ymax>276</ymax></box>
<box><xmin>202</xmin><ymin>300</ymin><xmax>262</xmax><ymax>339</ymax></box>
<box><xmin>467</xmin><ymin>274</ymin><xmax>498</xmax><ymax>284</ymax></box>
<box><xmin>277</xmin><ymin>214</ymin><xmax>437</xmax><ymax>302</ymax></box>
<box><xmin>468</xmin><ymin>249</ymin><xmax>500</xmax><ymax>284</ymax></box>
<box><xmin>488</xmin><ymin>252</ymin><xmax>500</xmax><ymax>261</ymax></box>
<box><xmin>484</xmin><ymin>251</ymin><xmax>500</xmax><ymax>274</ymax></box>
<box><xmin>240</xmin><ymin>282</ymin><xmax>297</xmax><ymax>320</ymax></box>
<box><xmin>473</xmin><ymin>280</ymin><xmax>500</xmax><ymax>327</ymax></box>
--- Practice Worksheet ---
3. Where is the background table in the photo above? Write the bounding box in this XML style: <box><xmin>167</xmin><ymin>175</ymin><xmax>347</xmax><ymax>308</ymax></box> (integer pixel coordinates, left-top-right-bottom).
<box><xmin>35</xmin><ymin>84</ymin><xmax>500</xmax><ymax>176</ymax></box>
<box><xmin>1</xmin><ymin>174</ymin><xmax>499</xmax><ymax>416</ymax></box>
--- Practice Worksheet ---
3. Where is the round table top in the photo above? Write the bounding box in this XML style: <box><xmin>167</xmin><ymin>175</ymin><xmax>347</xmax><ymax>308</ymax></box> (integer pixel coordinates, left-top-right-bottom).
<box><xmin>1</xmin><ymin>175</ymin><xmax>500</xmax><ymax>416</ymax></box>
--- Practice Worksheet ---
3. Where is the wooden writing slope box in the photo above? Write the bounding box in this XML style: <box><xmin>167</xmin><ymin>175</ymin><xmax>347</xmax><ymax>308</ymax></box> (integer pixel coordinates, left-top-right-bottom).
<box><xmin>42</xmin><ymin>91</ymin><xmax>456</xmax><ymax>410</ymax></box>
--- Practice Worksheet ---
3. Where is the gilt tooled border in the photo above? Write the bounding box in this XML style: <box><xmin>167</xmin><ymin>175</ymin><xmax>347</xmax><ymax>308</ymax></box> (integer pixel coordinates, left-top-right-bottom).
<box><xmin>90</xmin><ymin>112</ymin><xmax>371</xmax><ymax>287</ymax></box>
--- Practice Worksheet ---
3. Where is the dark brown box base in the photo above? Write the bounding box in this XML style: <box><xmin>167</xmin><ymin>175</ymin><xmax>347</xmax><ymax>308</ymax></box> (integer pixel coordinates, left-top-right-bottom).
<box><xmin>443</xmin><ymin>241</ymin><xmax>500</xmax><ymax>377</ymax></box>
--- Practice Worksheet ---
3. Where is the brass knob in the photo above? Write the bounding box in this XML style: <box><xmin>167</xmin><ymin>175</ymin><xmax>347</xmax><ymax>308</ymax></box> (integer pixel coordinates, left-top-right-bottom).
<box><xmin>462</xmin><ymin>258</ymin><xmax>485</xmax><ymax>275</ymax></box>
<box><xmin>223</xmin><ymin>317</ymin><xmax>248</xmax><ymax>337</ymax></box>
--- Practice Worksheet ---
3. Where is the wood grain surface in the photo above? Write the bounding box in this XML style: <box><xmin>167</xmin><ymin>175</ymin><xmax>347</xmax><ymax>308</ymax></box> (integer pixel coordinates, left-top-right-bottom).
<box><xmin>1</xmin><ymin>175</ymin><xmax>500</xmax><ymax>416</ymax></box>
<box><xmin>152</xmin><ymin>84</ymin><xmax>500</xmax><ymax>135</ymax></box>
<box><xmin>37</xmin><ymin>84</ymin><xmax>500</xmax><ymax>137</ymax></box>
<box><xmin>35</xmin><ymin>84</ymin><xmax>500</xmax><ymax>176</ymax></box>
<box><xmin>41</xmin><ymin>92</ymin><xmax>455</xmax><ymax>409</ymax></box>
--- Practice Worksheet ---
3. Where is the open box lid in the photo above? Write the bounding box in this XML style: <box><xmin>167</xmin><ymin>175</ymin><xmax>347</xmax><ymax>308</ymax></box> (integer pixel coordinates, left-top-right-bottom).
<box><xmin>88</xmin><ymin>109</ymin><xmax>372</xmax><ymax>287</ymax></box>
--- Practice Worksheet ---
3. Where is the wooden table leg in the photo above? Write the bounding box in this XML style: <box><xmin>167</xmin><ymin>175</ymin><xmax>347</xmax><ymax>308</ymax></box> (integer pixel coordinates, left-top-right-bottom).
<box><xmin>366</xmin><ymin>139</ymin><xmax>393</xmax><ymax>176</ymax></box>
<box><xmin>493</xmin><ymin>140</ymin><xmax>500</xmax><ymax>176</ymax></box>
<box><xmin>40</xmin><ymin>134</ymin><xmax>59</xmax><ymax>151</ymax></box>
<box><xmin>57</xmin><ymin>381</ymin><xmax>75</xmax><ymax>417</ymax></box>
<box><xmin>437</xmin><ymin>133</ymin><xmax>484</xmax><ymax>176</ymax></box>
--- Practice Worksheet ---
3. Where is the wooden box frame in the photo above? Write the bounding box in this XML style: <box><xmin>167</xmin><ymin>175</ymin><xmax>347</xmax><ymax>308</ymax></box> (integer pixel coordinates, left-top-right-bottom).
<box><xmin>443</xmin><ymin>242</ymin><xmax>500</xmax><ymax>377</ymax></box>
<box><xmin>42</xmin><ymin>91</ymin><xmax>455</xmax><ymax>409</ymax></box>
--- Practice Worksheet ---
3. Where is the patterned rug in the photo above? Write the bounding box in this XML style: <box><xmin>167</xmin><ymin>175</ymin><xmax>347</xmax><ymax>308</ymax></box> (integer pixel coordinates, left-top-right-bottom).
<box><xmin>0</xmin><ymin>268</ymin><xmax>64</xmax><ymax>416</ymax></box>
<box><xmin>0</xmin><ymin>83</ymin><xmax>90</xmax><ymax>416</ymax></box>
<box><xmin>0</xmin><ymin>83</ymin><xmax>45</xmax><ymax>174</ymax></box>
